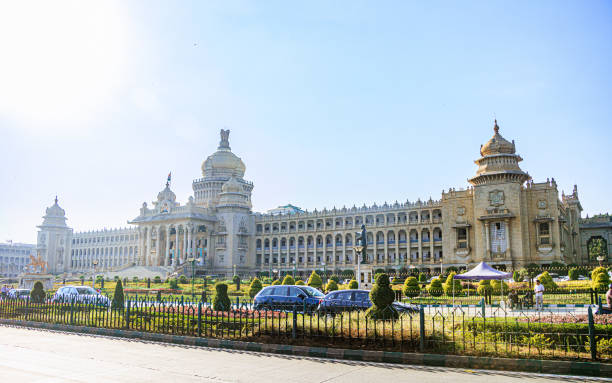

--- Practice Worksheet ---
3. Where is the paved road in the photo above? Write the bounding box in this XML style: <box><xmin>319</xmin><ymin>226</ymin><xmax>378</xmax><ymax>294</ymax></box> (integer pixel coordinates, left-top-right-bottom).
<box><xmin>0</xmin><ymin>326</ymin><xmax>607</xmax><ymax>383</ymax></box>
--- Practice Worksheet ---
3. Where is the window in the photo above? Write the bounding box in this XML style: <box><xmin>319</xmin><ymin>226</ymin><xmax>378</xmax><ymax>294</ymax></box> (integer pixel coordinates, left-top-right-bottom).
<box><xmin>539</xmin><ymin>222</ymin><xmax>550</xmax><ymax>245</ymax></box>
<box><xmin>457</xmin><ymin>228</ymin><xmax>467</xmax><ymax>249</ymax></box>
<box><xmin>490</xmin><ymin>222</ymin><xmax>507</xmax><ymax>253</ymax></box>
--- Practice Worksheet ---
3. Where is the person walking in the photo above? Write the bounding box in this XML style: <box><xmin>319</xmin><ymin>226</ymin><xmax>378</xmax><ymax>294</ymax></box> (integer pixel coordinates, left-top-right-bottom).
<box><xmin>534</xmin><ymin>279</ymin><xmax>545</xmax><ymax>310</ymax></box>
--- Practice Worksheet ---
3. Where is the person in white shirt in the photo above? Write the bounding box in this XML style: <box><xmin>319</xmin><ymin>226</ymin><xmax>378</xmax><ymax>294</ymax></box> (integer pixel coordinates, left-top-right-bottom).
<box><xmin>534</xmin><ymin>279</ymin><xmax>545</xmax><ymax>310</ymax></box>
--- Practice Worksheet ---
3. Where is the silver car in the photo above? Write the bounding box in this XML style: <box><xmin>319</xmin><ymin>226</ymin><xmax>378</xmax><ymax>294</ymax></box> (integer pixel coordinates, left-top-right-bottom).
<box><xmin>53</xmin><ymin>286</ymin><xmax>110</xmax><ymax>306</ymax></box>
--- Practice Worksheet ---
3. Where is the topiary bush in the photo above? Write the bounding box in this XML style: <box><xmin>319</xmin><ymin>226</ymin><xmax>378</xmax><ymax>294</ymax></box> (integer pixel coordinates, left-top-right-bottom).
<box><xmin>427</xmin><ymin>277</ymin><xmax>443</xmax><ymax>297</ymax></box>
<box><xmin>295</xmin><ymin>280</ymin><xmax>305</xmax><ymax>286</ymax></box>
<box><xmin>30</xmin><ymin>281</ymin><xmax>46</xmax><ymax>303</ymax></box>
<box><xmin>249</xmin><ymin>278</ymin><xmax>263</xmax><ymax>298</ymax></box>
<box><xmin>112</xmin><ymin>279</ymin><xmax>124</xmax><ymax>309</ymax></box>
<box><xmin>592</xmin><ymin>271</ymin><xmax>611</xmax><ymax>292</ymax></box>
<box><xmin>477</xmin><ymin>280</ymin><xmax>492</xmax><ymax>296</ymax></box>
<box><xmin>538</xmin><ymin>271</ymin><xmax>557</xmax><ymax>290</ymax></box>
<box><xmin>168</xmin><ymin>278</ymin><xmax>179</xmax><ymax>290</ymax></box>
<box><xmin>325</xmin><ymin>279</ymin><xmax>338</xmax><ymax>292</ymax></box>
<box><xmin>348</xmin><ymin>279</ymin><xmax>358</xmax><ymax>289</ymax></box>
<box><xmin>307</xmin><ymin>271</ymin><xmax>323</xmax><ymax>289</ymax></box>
<box><xmin>329</xmin><ymin>275</ymin><xmax>339</xmax><ymax>284</ymax></box>
<box><xmin>443</xmin><ymin>272</ymin><xmax>463</xmax><ymax>295</ymax></box>
<box><xmin>366</xmin><ymin>273</ymin><xmax>397</xmax><ymax>319</ymax></box>
<box><xmin>213</xmin><ymin>283</ymin><xmax>231</xmax><ymax>311</ymax></box>
<box><xmin>418</xmin><ymin>272</ymin><xmax>427</xmax><ymax>283</ymax></box>
<box><xmin>271</xmin><ymin>279</ymin><xmax>281</xmax><ymax>286</ymax></box>
<box><xmin>178</xmin><ymin>275</ymin><xmax>188</xmax><ymax>284</ymax></box>
<box><xmin>490</xmin><ymin>279</ymin><xmax>509</xmax><ymax>294</ymax></box>
<box><xmin>281</xmin><ymin>275</ymin><xmax>294</xmax><ymax>285</ymax></box>
<box><xmin>568</xmin><ymin>267</ymin><xmax>579</xmax><ymax>281</ymax></box>
<box><xmin>153</xmin><ymin>276</ymin><xmax>162</xmax><ymax>283</ymax></box>
<box><xmin>403</xmin><ymin>276</ymin><xmax>420</xmax><ymax>298</ymax></box>
<box><xmin>513</xmin><ymin>271</ymin><xmax>523</xmax><ymax>282</ymax></box>
<box><xmin>132</xmin><ymin>276</ymin><xmax>139</xmax><ymax>283</ymax></box>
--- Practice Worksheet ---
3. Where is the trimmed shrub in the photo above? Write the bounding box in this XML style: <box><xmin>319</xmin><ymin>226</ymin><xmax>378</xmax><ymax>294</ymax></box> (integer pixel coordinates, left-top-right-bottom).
<box><xmin>490</xmin><ymin>279</ymin><xmax>509</xmax><ymax>294</ymax></box>
<box><xmin>178</xmin><ymin>275</ymin><xmax>188</xmax><ymax>284</ymax></box>
<box><xmin>418</xmin><ymin>272</ymin><xmax>427</xmax><ymax>283</ymax></box>
<box><xmin>271</xmin><ymin>279</ymin><xmax>281</xmax><ymax>286</ymax></box>
<box><xmin>568</xmin><ymin>267</ymin><xmax>579</xmax><ymax>281</ymax></box>
<box><xmin>325</xmin><ymin>279</ymin><xmax>339</xmax><ymax>292</ymax></box>
<box><xmin>168</xmin><ymin>278</ymin><xmax>179</xmax><ymax>290</ymax></box>
<box><xmin>114</xmin><ymin>275</ymin><xmax>120</xmax><ymax>282</ymax></box>
<box><xmin>402</xmin><ymin>276</ymin><xmax>420</xmax><ymax>298</ymax></box>
<box><xmin>112</xmin><ymin>279</ymin><xmax>124</xmax><ymax>309</ymax></box>
<box><xmin>153</xmin><ymin>276</ymin><xmax>162</xmax><ymax>283</ymax></box>
<box><xmin>233</xmin><ymin>275</ymin><xmax>241</xmax><ymax>290</ymax></box>
<box><xmin>329</xmin><ymin>275</ymin><xmax>339</xmax><ymax>284</ymax></box>
<box><xmin>213</xmin><ymin>283</ymin><xmax>231</xmax><ymax>311</ymax></box>
<box><xmin>443</xmin><ymin>272</ymin><xmax>463</xmax><ymax>295</ymax></box>
<box><xmin>513</xmin><ymin>271</ymin><xmax>523</xmax><ymax>282</ymax></box>
<box><xmin>295</xmin><ymin>280</ymin><xmax>305</xmax><ymax>286</ymax></box>
<box><xmin>592</xmin><ymin>266</ymin><xmax>607</xmax><ymax>280</ymax></box>
<box><xmin>477</xmin><ymin>280</ymin><xmax>492</xmax><ymax>296</ymax></box>
<box><xmin>366</xmin><ymin>273</ymin><xmax>397</xmax><ymax>319</ymax></box>
<box><xmin>307</xmin><ymin>271</ymin><xmax>323</xmax><ymax>289</ymax></box>
<box><xmin>538</xmin><ymin>271</ymin><xmax>558</xmax><ymax>290</ymax></box>
<box><xmin>427</xmin><ymin>278</ymin><xmax>443</xmax><ymax>297</ymax></box>
<box><xmin>348</xmin><ymin>279</ymin><xmax>358</xmax><ymax>289</ymax></box>
<box><xmin>132</xmin><ymin>276</ymin><xmax>139</xmax><ymax>283</ymax></box>
<box><xmin>282</xmin><ymin>275</ymin><xmax>295</xmax><ymax>285</ymax></box>
<box><xmin>249</xmin><ymin>278</ymin><xmax>263</xmax><ymax>298</ymax></box>
<box><xmin>593</xmin><ymin>271</ymin><xmax>611</xmax><ymax>292</ymax></box>
<box><xmin>30</xmin><ymin>281</ymin><xmax>46</xmax><ymax>303</ymax></box>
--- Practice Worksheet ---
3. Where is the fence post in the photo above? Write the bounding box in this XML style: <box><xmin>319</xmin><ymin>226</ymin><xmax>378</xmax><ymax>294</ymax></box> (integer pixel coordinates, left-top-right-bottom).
<box><xmin>419</xmin><ymin>306</ymin><xmax>425</xmax><ymax>352</ymax></box>
<box><xmin>236</xmin><ymin>297</ymin><xmax>239</xmax><ymax>309</ymax></box>
<box><xmin>70</xmin><ymin>298</ymin><xmax>74</xmax><ymax>325</ymax></box>
<box><xmin>590</xmin><ymin>289</ymin><xmax>594</xmax><ymax>305</ymax></box>
<box><xmin>481</xmin><ymin>298</ymin><xmax>486</xmax><ymax>318</ymax></box>
<box><xmin>197</xmin><ymin>302</ymin><xmax>202</xmax><ymax>337</ymax></box>
<box><xmin>598</xmin><ymin>296</ymin><xmax>603</xmax><ymax>313</ymax></box>
<box><xmin>125</xmin><ymin>300</ymin><xmax>130</xmax><ymax>329</ymax></box>
<box><xmin>292</xmin><ymin>306</ymin><xmax>297</xmax><ymax>339</ymax></box>
<box><xmin>588</xmin><ymin>306</ymin><xmax>596</xmax><ymax>360</ymax></box>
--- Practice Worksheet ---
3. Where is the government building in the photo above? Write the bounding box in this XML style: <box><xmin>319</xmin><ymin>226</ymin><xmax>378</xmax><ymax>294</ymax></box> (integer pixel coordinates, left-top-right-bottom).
<box><xmin>31</xmin><ymin>123</ymin><xmax>611</xmax><ymax>278</ymax></box>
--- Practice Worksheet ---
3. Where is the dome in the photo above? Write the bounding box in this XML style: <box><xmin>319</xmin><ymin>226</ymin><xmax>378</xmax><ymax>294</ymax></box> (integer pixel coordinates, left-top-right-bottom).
<box><xmin>157</xmin><ymin>185</ymin><xmax>176</xmax><ymax>202</ymax></box>
<box><xmin>222</xmin><ymin>176</ymin><xmax>242</xmax><ymax>193</ymax></box>
<box><xmin>45</xmin><ymin>196</ymin><xmax>66</xmax><ymax>218</ymax></box>
<box><xmin>201</xmin><ymin>129</ymin><xmax>246</xmax><ymax>178</ymax></box>
<box><xmin>480</xmin><ymin>120</ymin><xmax>516</xmax><ymax>156</ymax></box>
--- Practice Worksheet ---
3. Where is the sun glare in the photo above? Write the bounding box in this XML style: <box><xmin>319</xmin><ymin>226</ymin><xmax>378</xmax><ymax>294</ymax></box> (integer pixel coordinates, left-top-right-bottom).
<box><xmin>0</xmin><ymin>1</ymin><xmax>127</xmax><ymax>133</ymax></box>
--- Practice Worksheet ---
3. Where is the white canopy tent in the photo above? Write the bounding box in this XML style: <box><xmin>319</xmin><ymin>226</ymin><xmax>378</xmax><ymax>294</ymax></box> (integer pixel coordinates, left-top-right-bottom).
<box><xmin>452</xmin><ymin>262</ymin><xmax>512</xmax><ymax>307</ymax></box>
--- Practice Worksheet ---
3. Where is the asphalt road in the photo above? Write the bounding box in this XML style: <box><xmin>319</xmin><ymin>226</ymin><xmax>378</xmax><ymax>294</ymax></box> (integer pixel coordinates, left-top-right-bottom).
<box><xmin>0</xmin><ymin>326</ymin><xmax>607</xmax><ymax>383</ymax></box>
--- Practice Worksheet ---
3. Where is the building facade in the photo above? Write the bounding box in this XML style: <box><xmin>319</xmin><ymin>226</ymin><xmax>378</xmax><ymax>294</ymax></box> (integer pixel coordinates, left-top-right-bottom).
<box><xmin>34</xmin><ymin>124</ymin><xmax>608</xmax><ymax>277</ymax></box>
<box><xmin>0</xmin><ymin>242</ymin><xmax>35</xmax><ymax>278</ymax></box>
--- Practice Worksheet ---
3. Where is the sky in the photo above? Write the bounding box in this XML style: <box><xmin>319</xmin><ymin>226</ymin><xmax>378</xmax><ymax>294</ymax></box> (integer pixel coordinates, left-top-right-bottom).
<box><xmin>0</xmin><ymin>1</ymin><xmax>611</xmax><ymax>244</ymax></box>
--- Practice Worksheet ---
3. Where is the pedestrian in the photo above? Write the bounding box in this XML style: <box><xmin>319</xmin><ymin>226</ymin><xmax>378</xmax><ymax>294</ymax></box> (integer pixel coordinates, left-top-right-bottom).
<box><xmin>1</xmin><ymin>285</ymin><xmax>7</xmax><ymax>299</ymax></box>
<box><xmin>606</xmin><ymin>284</ymin><xmax>612</xmax><ymax>309</ymax></box>
<box><xmin>534</xmin><ymin>279</ymin><xmax>545</xmax><ymax>310</ymax></box>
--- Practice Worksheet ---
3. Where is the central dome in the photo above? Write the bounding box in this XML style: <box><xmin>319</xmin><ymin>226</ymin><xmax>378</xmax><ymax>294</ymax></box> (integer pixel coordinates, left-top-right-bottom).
<box><xmin>201</xmin><ymin>129</ymin><xmax>246</xmax><ymax>178</ymax></box>
<box><xmin>480</xmin><ymin>120</ymin><xmax>515</xmax><ymax>156</ymax></box>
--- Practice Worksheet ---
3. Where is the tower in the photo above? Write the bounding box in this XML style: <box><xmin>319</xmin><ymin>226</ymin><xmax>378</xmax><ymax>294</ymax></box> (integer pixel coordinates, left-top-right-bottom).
<box><xmin>37</xmin><ymin>197</ymin><xmax>73</xmax><ymax>274</ymax></box>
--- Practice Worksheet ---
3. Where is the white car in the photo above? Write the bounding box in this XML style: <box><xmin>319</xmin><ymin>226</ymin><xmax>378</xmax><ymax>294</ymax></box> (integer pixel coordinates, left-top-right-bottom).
<box><xmin>53</xmin><ymin>286</ymin><xmax>110</xmax><ymax>306</ymax></box>
<box><xmin>8</xmin><ymin>288</ymin><xmax>31</xmax><ymax>300</ymax></box>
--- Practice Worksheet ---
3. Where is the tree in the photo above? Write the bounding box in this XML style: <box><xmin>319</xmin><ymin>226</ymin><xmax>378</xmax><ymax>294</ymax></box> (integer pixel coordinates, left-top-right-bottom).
<box><xmin>592</xmin><ymin>272</ymin><xmax>611</xmax><ymax>292</ymax></box>
<box><xmin>325</xmin><ymin>279</ymin><xmax>338</xmax><ymax>292</ymax></box>
<box><xmin>591</xmin><ymin>266</ymin><xmax>608</xmax><ymax>281</ymax></box>
<box><xmin>348</xmin><ymin>279</ymin><xmax>358</xmax><ymax>289</ymax></box>
<box><xmin>490</xmin><ymin>279</ymin><xmax>509</xmax><ymax>294</ymax></box>
<box><xmin>366</xmin><ymin>274</ymin><xmax>397</xmax><ymax>319</ymax></box>
<box><xmin>512</xmin><ymin>271</ymin><xmax>523</xmax><ymax>282</ymax></box>
<box><xmin>213</xmin><ymin>283</ymin><xmax>231</xmax><ymax>311</ymax></box>
<box><xmin>477</xmin><ymin>280</ymin><xmax>492</xmax><ymax>297</ymax></box>
<box><xmin>295</xmin><ymin>280</ymin><xmax>305</xmax><ymax>286</ymax></box>
<box><xmin>233</xmin><ymin>275</ymin><xmax>241</xmax><ymax>290</ymax></box>
<box><xmin>589</xmin><ymin>238</ymin><xmax>608</xmax><ymax>262</ymax></box>
<box><xmin>568</xmin><ymin>267</ymin><xmax>579</xmax><ymax>281</ymax></box>
<box><xmin>282</xmin><ymin>275</ymin><xmax>295</xmax><ymax>285</ymax></box>
<box><xmin>249</xmin><ymin>278</ymin><xmax>263</xmax><ymax>298</ymax></box>
<box><xmin>30</xmin><ymin>281</ymin><xmax>46</xmax><ymax>303</ymax></box>
<box><xmin>168</xmin><ymin>278</ymin><xmax>179</xmax><ymax>290</ymax></box>
<box><xmin>178</xmin><ymin>275</ymin><xmax>188</xmax><ymax>284</ymax></box>
<box><xmin>153</xmin><ymin>276</ymin><xmax>162</xmax><ymax>283</ymax></box>
<box><xmin>307</xmin><ymin>271</ymin><xmax>323</xmax><ymax>289</ymax></box>
<box><xmin>443</xmin><ymin>272</ymin><xmax>462</xmax><ymax>295</ymax></box>
<box><xmin>79</xmin><ymin>275</ymin><xmax>85</xmax><ymax>285</ymax></box>
<box><xmin>112</xmin><ymin>279</ymin><xmax>124</xmax><ymax>309</ymax></box>
<box><xmin>427</xmin><ymin>278</ymin><xmax>443</xmax><ymax>297</ymax></box>
<box><xmin>538</xmin><ymin>271</ymin><xmax>557</xmax><ymax>290</ymax></box>
<box><xmin>132</xmin><ymin>276</ymin><xmax>139</xmax><ymax>283</ymax></box>
<box><xmin>418</xmin><ymin>272</ymin><xmax>427</xmax><ymax>283</ymax></box>
<box><xmin>402</xmin><ymin>276</ymin><xmax>420</xmax><ymax>298</ymax></box>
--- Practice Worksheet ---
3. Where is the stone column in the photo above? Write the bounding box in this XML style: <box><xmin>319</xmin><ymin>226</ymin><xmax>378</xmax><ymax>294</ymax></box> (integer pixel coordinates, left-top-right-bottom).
<box><xmin>429</xmin><ymin>227</ymin><xmax>434</xmax><ymax>266</ymax></box>
<box><xmin>155</xmin><ymin>226</ymin><xmax>161</xmax><ymax>266</ymax></box>
<box><xmin>484</xmin><ymin>222</ymin><xmax>491</xmax><ymax>260</ymax></box>
<box><xmin>146</xmin><ymin>227</ymin><xmax>152</xmax><ymax>266</ymax></box>
<box><xmin>182</xmin><ymin>225</ymin><xmax>187</xmax><ymax>264</ymax></box>
<box><xmin>187</xmin><ymin>225</ymin><xmax>192</xmax><ymax>260</ymax></box>
<box><xmin>506</xmin><ymin>219</ymin><xmax>512</xmax><ymax>263</ymax></box>
<box><xmin>165</xmin><ymin>225</ymin><xmax>171</xmax><ymax>266</ymax></box>
<box><xmin>174</xmin><ymin>226</ymin><xmax>180</xmax><ymax>267</ymax></box>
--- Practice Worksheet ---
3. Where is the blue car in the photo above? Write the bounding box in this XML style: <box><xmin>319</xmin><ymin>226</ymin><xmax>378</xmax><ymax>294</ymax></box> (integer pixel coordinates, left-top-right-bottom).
<box><xmin>253</xmin><ymin>285</ymin><xmax>325</xmax><ymax>311</ymax></box>
<box><xmin>318</xmin><ymin>289</ymin><xmax>419</xmax><ymax>314</ymax></box>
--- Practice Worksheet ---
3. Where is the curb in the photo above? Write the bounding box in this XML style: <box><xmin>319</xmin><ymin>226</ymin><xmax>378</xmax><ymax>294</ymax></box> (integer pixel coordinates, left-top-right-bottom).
<box><xmin>0</xmin><ymin>319</ymin><xmax>610</xmax><ymax>378</ymax></box>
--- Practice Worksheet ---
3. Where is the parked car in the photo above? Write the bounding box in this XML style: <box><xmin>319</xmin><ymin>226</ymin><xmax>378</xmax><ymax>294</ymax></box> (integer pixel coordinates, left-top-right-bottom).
<box><xmin>8</xmin><ymin>288</ymin><xmax>31</xmax><ymax>300</ymax></box>
<box><xmin>253</xmin><ymin>285</ymin><xmax>325</xmax><ymax>311</ymax></box>
<box><xmin>53</xmin><ymin>286</ymin><xmax>110</xmax><ymax>306</ymax></box>
<box><xmin>317</xmin><ymin>289</ymin><xmax>419</xmax><ymax>314</ymax></box>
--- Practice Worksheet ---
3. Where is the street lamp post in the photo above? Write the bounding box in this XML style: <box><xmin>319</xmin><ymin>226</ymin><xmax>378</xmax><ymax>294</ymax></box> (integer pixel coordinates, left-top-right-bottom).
<box><xmin>353</xmin><ymin>224</ymin><xmax>367</xmax><ymax>289</ymax></box>
<box><xmin>292</xmin><ymin>260</ymin><xmax>296</xmax><ymax>279</ymax></box>
<box><xmin>92</xmin><ymin>259</ymin><xmax>99</xmax><ymax>288</ymax></box>
<box><xmin>272</xmin><ymin>269</ymin><xmax>278</xmax><ymax>282</ymax></box>
<box><xmin>597</xmin><ymin>255</ymin><xmax>605</xmax><ymax>267</ymax></box>
<box><xmin>321</xmin><ymin>262</ymin><xmax>326</xmax><ymax>285</ymax></box>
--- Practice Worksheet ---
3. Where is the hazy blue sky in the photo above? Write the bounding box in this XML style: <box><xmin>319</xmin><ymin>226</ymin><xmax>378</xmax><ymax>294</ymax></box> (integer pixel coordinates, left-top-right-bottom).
<box><xmin>1</xmin><ymin>1</ymin><xmax>611</xmax><ymax>244</ymax></box>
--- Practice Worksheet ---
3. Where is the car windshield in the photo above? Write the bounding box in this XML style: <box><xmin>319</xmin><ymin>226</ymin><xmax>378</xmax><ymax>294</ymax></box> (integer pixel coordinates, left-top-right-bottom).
<box><xmin>17</xmin><ymin>290</ymin><xmax>30</xmax><ymax>296</ymax></box>
<box><xmin>76</xmin><ymin>287</ymin><xmax>97</xmax><ymax>295</ymax></box>
<box><xmin>298</xmin><ymin>286</ymin><xmax>324</xmax><ymax>298</ymax></box>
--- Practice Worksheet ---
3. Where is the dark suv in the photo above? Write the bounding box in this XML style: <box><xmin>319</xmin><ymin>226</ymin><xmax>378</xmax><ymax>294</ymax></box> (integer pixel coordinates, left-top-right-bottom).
<box><xmin>253</xmin><ymin>285</ymin><xmax>325</xmax><ymax>311</ymax></box>
<box><xmin>318</xmin><ymin>289</ymin><xmax>419</xmax><ymax>314</ymax></box>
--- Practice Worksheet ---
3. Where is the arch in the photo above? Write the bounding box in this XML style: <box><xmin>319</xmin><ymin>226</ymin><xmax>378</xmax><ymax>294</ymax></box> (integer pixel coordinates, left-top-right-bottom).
<box><xmin>264</xmin><ymin>239</ymin><xmax>270</xmax><ymax>248</ymax></box>
<box><xmin>409</xmin><ymin>229</ymin><xmax>418</xmax><ymax>242</ymax></box>
<box><xmin>433</xmin><ymin>227</ymin><xmax>442</xmax><ymax>241</ymax></box>
<box><xmin>432</xmin><ymin>209</ymin><xmax>442</xmax><ymax>221</ymax></box>
<box><xmin>421</xmin><ymin>228</ymin><xmax>430</xmax><ymax>242</ymax></box>
<box><xmin>366</xmin><ymin>232</ymin><xmax>374</xmax><ymax>244</ymax></box>
<box><xmin>409</xmin><ymin>211</ymin><xmax>418</xmax><ymax>223</ymax></box>
<box><xmin>587</xmin><ymin>236</ymin><xmax>608</xmax><ymax>262</ymax></box>
<box><xmin>280</xmin><ymin>237</ymin><xmax>287</xmax><ymax>247</ymax></box>
<box><xmin>387</xmin><ymin>230</ymin><xmax>395</xmax><ymax>243</ymax></box>
<box><xmin>325</xmin><ymin>234</ymin><xmax>333</xmax><ymax>245</ymax></box>
<box><xmin>335</xmin><ymin>234</ymin><xmax>343</xmax><ymax>246</ymax></box>
<box><xmin>345</xmin><ymin>233</ymin><xmax>353</xmax><ymax>246</ymax></box>
<box><xmin>256</xmin><ymin>239</ymin><xmax>262</xmax><ymax>249</ymax></box>
<box><xmin>398</xmin><ymin>230</ymin><xmax>407</xmax><ymax>243</ymax></box>
<box><xmin>386</xmin><ymin>213</ymin><xmax>396</xmax><ymax>225</ymax></box>
<box><xmin>298</xmin><ymin>236</ymin><xmax>304</xmax><ymax>246</ymax></box>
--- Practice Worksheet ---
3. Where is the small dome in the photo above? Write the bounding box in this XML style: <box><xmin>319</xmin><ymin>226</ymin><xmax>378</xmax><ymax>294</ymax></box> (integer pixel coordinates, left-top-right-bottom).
<box><xmin>222</xmin><ymin>176</ymin><xmax>242</xmax><ymax>193</ymax></box>
<box><xmin>480</xmin><ymin>120</ymin><xmax>515</xmax><ymax>156</ymax></box>
<box><xmin>157</xmin><ymin>185</ymin><xmax>176</xmax><ymax>202</ymax></box>
<box><xmin>201</xmin><ymin>129</ymin><xmax>246</xmax><ymax>178</ymax></box>
<box><xmin>45</xmin><ymin>196</ymin><xmax>66</xmax><ymax>218</ymax></box>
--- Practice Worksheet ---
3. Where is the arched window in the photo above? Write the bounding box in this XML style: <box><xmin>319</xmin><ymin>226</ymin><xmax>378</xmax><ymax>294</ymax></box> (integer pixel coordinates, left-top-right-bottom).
<box><xmin>539</xmin><ymin>223</ymin><xmax>550</xmax><ymax>245</ymax></box>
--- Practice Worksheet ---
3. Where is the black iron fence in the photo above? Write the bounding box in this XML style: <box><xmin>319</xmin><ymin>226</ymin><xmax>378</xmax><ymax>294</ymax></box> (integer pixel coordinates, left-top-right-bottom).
<box><xmin>1</xmin><ymin>296</ymin><xmax>610</xmax><ymax>362</ymax></box>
